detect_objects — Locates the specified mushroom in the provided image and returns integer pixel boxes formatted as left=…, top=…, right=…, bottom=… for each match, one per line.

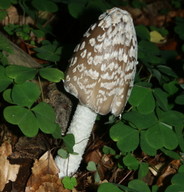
left=55, top=7, right=138, bottom=178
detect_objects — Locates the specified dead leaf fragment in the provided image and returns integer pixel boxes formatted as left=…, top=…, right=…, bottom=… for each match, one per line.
left=25, top=151, right=71, bottom=192
left=0, top=141, right=20, bottom=191
left=150, top=31, right=166, bottom=44
left=157, top=160, right=180, bottom=187
left=1, top=6, right=34, bottom=26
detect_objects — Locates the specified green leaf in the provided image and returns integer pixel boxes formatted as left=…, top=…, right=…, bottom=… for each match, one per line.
left=160, top=50, right=177, bottom=64
left=171, top=173, right=184, bottom=185
left=175, top=94, right=184, bottom=105
left=32, top=0, right=58, bottom=12
left=152, top=185, right=159, bottom=192
left=0, top=0, right=11, bottom=9
left=32, top=29, right=45, bottom=38
left=0, top=52, right=9, bottom=65
left=163, top=81, right=179, bottom=96
left=68, top=0, right=87, bottom=18
left=94, top=171, right=101, bottom=183
left=87, top=0, right=111, bottom=12
left=87, top=161, right=97, bottom=171
left=18, top=109, right=39, bottom=137
left=158, top=110, right=184, bottom=151
left=131, top=0, right=146, bottom=8
left=62, top=176, right=77, bottom=190
left=39, top=68, right=64, bottom=82
left=145, top=124, right=163, bottom=150
left=32, top=102, right=57, bottom=134
left=128, top=180, right=151, bottom=192
left=3, top=106, right=39, bottom=137
left=0, top=66, right=12, bottom=92
left=158, top=110, right=184, bottom=129
left=0, top=10, right=7, bottom=21
left=165, top=185, right=184, bottom=192
left=161, top=148, right=180, bottom=159
left=138, top=162, right=149, bottom=179
left=179, top=165, right=184, bottom=173
left=123, top=111, right=157, bottom=130
left=151, top=69, right=162, bottom=82
left=145, top=122, right=178, bottom=150
left=175, top=17, right=184, bottom=40
left=3, top=89, right=13, bottom=104
left=165, top=173, right=184, bottom=192
left=135, top=25, right=150, bottom=40
left=150, top=26, right=168, bottom=36
left=34, top=40, right=62, bottom=62
left=98, top=183, right=122, bottom=192
left=129, top=85, right=155, bottom=114
left=157, top=65, right=177, bottom=77
left=123, top=153, right=139, bottom=170
left=102, top=145, right=116, bottom=155
left=118, top=184, right=139, bottom=192
left=159, top=122, right=178, bottom=150
left=0, top=34, right=13, bottom=52
left=138, top=40, right=161, bottom=64
left=12, top=81, right=40, bottom=107
left=57, top=148, right=69, bottom=159
left=63, top=134, right=75, bottom=154
left=110, top=122, right=139, bottom=153
left=3, top=24, right=17, bottom=35
left=140, top=131, right=157, bottom=156
left=6, top=65, right=37, bottom=83
left=52, top=124, right=62, bottom=139
left=4, top=105, right=28, bottom=125
left=172, top=0, right=182, bottom=8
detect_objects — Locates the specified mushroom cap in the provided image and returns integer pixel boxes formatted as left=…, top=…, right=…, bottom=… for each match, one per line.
left=64, top=7, right=138, bottom=116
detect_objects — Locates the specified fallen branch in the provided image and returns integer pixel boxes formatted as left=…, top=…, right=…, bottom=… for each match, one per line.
left=0, top=31, right=41, bottom=68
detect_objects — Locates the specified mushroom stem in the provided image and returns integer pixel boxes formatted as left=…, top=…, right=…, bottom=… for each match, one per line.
left=55, top=103, right=97, bottom=178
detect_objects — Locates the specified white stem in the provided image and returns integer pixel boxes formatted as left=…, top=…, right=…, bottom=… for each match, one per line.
left=55, top=104, right=97, bottom=178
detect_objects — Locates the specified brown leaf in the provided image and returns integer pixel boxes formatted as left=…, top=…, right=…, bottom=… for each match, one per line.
left=0, top=141, right=20, bottom=191
left=1, top=6, right=34, bottom=26
left=25, top=151, right=71, bottom=192
left=157, top=160, right=180, bottom=187
left=85, top=149, right=102, bottom=164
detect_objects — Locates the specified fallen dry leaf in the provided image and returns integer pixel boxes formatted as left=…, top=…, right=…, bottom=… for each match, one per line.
left=25, top=151, right=71, bottom=192
left=1, top=5, right=34, bottom=26
left=157, top=160, right=181, bottom=187
left=0, top=141, right=20, bottom=191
